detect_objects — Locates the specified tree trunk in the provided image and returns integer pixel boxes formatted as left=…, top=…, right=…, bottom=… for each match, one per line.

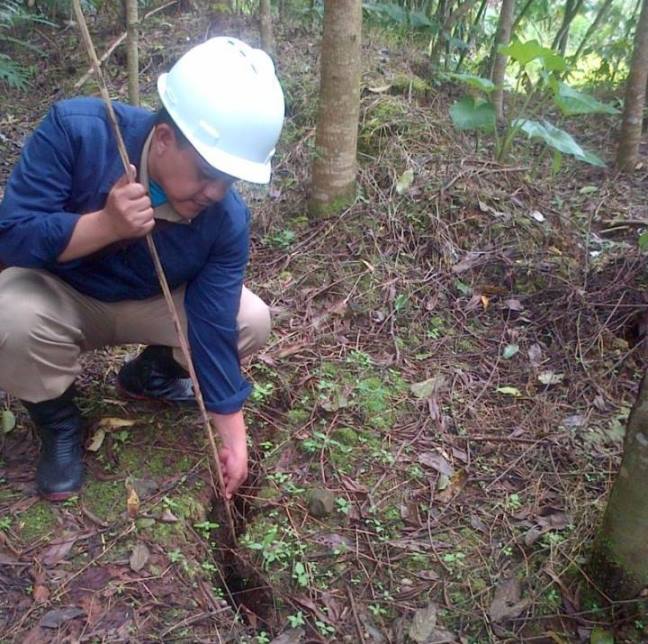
left=572, top=0, right=614, bottom=61
left=551, top=0, right=584, bottom=54
left=511, top=0, right=533, bottom=32
left=125, top=0, right=139, bottom=106
left=590, top=373, right=648, bottom=598
left=491, top=0, right=515, bottom=121
left=259, top=0, right=275, bottom=56
left=616, top=0, right=648, bottom=171
left=309, top=0, right=362, bottom=216
left=429, top=0, right=478, bottom=66
left=454, top=0, right=488, bottom=72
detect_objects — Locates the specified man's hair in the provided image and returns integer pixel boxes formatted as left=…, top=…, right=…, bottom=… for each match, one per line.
left=154, top=107, right=190, bottom=148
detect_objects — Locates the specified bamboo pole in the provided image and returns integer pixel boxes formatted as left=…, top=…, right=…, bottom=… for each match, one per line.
left=71, top=0, right=237, bottom=545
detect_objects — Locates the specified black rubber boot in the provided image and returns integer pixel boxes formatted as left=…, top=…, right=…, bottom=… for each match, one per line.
left=117, top=345, right=195, bottom=405
left=22, top=387, right=85, bottom=501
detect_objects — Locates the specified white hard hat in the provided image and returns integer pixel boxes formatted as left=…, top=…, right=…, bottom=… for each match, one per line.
left=157, top=37, right=285, bottom=184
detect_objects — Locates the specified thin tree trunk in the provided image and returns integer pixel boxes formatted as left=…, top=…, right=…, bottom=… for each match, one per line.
left=591, top=372, right=648, bottom=598
left=492, top=0, right=515, bottom=121
left=611, top=0, right=642, bottom=84
left=125, top=0, right=139, bottom=106
left=551, top=0, right=584, bottom=54
left=429, top=0, right=478, bottom=66
left=616, top=0, right=648, bottom=171
left=309, top=0, right=362, bottom=216
left=572, top=0, right=614, bottom=61
left=259, top=0, right=275, bottom=56
left=454, top=0, right=488, bottom=72
left=511, top=0, right=533, bottom=32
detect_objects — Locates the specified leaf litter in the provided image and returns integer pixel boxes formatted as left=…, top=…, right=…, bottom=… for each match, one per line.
left=1, top=7, right=647, bottom=644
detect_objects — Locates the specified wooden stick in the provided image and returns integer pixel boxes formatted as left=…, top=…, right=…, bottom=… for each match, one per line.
left=71, top=0, right=237, bottom=545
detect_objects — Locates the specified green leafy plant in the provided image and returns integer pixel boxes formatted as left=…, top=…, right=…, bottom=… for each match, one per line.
left=336, top=497, right=351, bottom=515
left=447, top=39, right=617, bottom=168
left=287, top=611, right=305, bottom=628
left=265, top=228, right=296, bottom=250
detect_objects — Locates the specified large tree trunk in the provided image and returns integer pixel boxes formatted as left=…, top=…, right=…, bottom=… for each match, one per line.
left=491, top=0, right=515, bottom=121
left=590, top=373, right=648, bottom=598
left=616, top=0, right=648, bottom=172
left=259, top=0, right=275, bottom=56
left=309, top=0, right=362, bottom=216
left=125, top=0, right=139, bottom=106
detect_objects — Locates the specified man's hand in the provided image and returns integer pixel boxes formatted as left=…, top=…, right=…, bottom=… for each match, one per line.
left=211, top=410, right=248, bottom=500
left=58, top=165, right=155, bottom=262
left=102, top=164, right=155, bottom=240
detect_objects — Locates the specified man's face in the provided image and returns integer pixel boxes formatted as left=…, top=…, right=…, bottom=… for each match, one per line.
left=148, top=124, right=237, bottom=220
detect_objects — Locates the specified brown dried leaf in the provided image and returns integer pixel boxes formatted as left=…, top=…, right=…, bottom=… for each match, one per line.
left=436, top=469, right=468, bottom=503
left=129, top=543, right=150, bottom=573
left=274, top=343, right=307, bottom=359
left=488, top=576, right=528, bottom=622
left=160, top=509, right=178, bottom=523
left=418, top=452, right=454, bottom=476
left=97, top=417, right=136, bottom=431
left=408, top=602, right=437, bottom=642
left=86, top=428, right=106, bottom=452
left=451, top=252, right=484, bottom=274
left=41, top=537, right=76, bottom=566
left=126, top=487, right=140, bottom=519
left=33, top=584, right=49, bottom=604
left=40, top=607, right=85, bottom=629
left=536, top=510, right=571, bottom=531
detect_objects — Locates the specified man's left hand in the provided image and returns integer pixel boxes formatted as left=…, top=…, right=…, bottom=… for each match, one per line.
left=219, top=440, right=248, bottom=499
left=211, top=410, right=249, bottom=500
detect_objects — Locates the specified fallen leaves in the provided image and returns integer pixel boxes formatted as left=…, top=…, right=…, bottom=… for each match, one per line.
left=87, top=417, right=136, bottom=452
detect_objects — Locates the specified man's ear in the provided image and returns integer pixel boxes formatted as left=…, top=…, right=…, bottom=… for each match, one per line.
left=152, top=123, right=176, bottom=155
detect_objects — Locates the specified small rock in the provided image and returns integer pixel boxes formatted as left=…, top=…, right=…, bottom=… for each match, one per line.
left=308, top=488, right=335, bottom=518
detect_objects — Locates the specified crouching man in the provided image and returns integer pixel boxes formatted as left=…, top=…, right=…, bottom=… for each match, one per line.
left=0, top=37, right=284, bottom=501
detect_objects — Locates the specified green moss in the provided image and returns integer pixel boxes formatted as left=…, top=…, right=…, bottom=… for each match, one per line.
left=118, top=447, right=166, bottom=476
left=147, top=521, right=185, bottom=545
left=83, top=480, right=124, bottom=523
left=332, top=427, right=359, bottom=446
left=256, top=485, right=282, bottom=504
left=391, top=73, right=429, bottom=96
left=308, top=188, right=356, bottom=219
left=17, top=501, right=58, bottom=543
left=287, top=407, right=310, bottom=427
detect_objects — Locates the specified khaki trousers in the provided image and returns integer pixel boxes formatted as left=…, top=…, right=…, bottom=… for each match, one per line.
left=0, top=267, right=270, bottom=403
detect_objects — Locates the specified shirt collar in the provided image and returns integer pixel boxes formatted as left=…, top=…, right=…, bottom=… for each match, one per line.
left=139, top=130, right=187, bottom=224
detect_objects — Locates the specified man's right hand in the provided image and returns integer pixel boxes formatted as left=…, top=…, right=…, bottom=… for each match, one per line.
left=101, top=165, right=155, bottom=240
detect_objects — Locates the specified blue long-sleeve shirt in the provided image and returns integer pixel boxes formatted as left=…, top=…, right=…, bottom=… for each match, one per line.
left=0, top=97, right=252, bottom=413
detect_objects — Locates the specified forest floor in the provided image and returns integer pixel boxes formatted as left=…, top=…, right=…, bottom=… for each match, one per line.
left=2, top=5, right=648, bottom=644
